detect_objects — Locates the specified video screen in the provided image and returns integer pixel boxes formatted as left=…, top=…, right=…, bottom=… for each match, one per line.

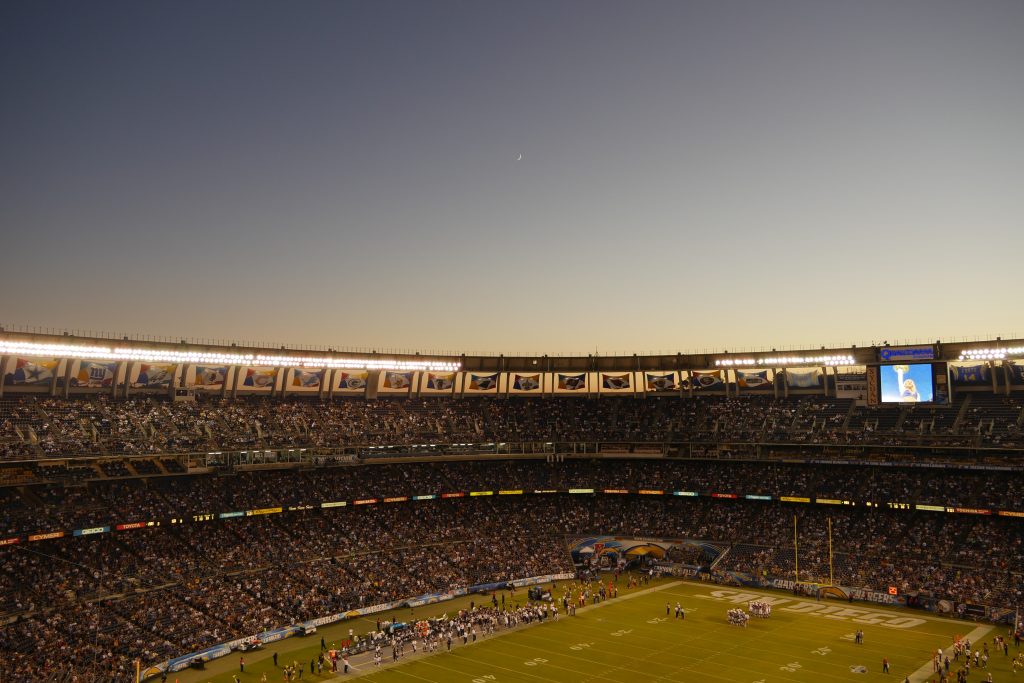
left=879, top=364, right=934, bottom=403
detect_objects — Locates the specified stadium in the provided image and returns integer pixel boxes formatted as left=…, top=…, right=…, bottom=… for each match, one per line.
left=0, top=331, right=1022, bottom=682
left=4, top=1, right=1022, bottom=681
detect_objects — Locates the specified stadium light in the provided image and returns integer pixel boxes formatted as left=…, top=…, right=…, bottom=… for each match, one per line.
left=0, top=339, right=461, bottom=372
left=958, top=347, right=1024, bottom=362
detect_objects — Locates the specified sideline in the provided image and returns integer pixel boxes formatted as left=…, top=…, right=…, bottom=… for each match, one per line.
left=349, top=580, right=683, bottom=678
left=908, top=624, right=992, bottom=683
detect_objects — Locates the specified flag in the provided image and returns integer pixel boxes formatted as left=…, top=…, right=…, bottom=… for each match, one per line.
left=786, top=369, right=820, bottom=388
left=73, top=361, right=117, bottom=388
left=426, top=373, right=454, bottom=390
left=337, top=372, right=367, bottom=390
left=291, top=369, right=324, bottom=388
left=601, top=373, right=631, bottom=390
left=384, top=372, right=412, bottom=389
left=134, top=363, right=176, bottom=388
left=193, top=366, right=227, bottom=387
left=468, top=373, right=498, bottom=391
left=737, top=370, right=771, bottom=388
left=557, top=373, right=586, bottom=391
left=7, top=358, right=58, bottom=385
left=513, top=374, right=541, bottom=391
left=952, top=364, right=989, bottom=385
left=243, top=368, right=277, bottom=389
left=645, top=373, right=676, bottom=392
left=688, top=370, right=723, bottom=390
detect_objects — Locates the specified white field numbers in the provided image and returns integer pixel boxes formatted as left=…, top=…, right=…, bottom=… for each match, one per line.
left=569, top=642, right=595, bottom=651
left=471, top=677, right=496, bottom=683
left=523, top=658, right=548, bottom=667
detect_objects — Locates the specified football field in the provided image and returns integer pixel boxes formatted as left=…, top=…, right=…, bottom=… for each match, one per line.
left=174, top=578, right=1019, bottom=683
left=357, top=581, right=999, bottom=683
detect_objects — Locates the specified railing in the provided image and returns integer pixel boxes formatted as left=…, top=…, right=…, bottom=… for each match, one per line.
left=4, top=439, right=1023, bottom=489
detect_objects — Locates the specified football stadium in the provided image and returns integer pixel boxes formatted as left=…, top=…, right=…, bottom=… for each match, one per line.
left=4, top=1, right=1023, bottom=682
left=0, top=333, right=1022, bottom=682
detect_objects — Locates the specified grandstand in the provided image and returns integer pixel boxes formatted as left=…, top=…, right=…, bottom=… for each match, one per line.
left=0, top=332, right=1023, bottom=682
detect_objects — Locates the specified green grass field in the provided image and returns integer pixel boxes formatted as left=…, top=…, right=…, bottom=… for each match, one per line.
left=173, top=578, right=1018, bottom=683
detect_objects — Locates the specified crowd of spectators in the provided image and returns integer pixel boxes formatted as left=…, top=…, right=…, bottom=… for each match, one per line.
left=4, top=458, right=1024, bottom=537
left=0, top=458, right=1021, bottom=682
left=1, top=393, right=1023, bottom=461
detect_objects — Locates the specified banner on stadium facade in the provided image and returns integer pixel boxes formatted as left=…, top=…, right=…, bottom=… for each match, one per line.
left=509, top=573, right=575, bottom=588
left=950, top=363, right=990, bottom=385
left=645, top=372, right=677, bottom=392
left=466, top=373, right=498, bottom=392
left=404, top=588, right=467, bottom=608
left=71, top=361, right=117, bottom=388
left=686, top=370, right=723, bottom=391
left=1009, top=362, right=1024, bottom=385
left=424, top=372, right=455, bottom=391
left=291, top=368, right=324, bottom=389
left=736, top=370, right=771, bottom=389
left=600, top=373, right=632, bottom=392
left=241, top=367, right=277, bottom=390
left=762, top=578, right=903, bottom=606
left=556, top=373, right=587, bottom=391
left=879, top=345, right=935, bottom=362
left=193, top=365, right=228, bottom=388
left=511, top=373, right=542, bottom=393
left=383, top=371, right=413, bottom=390
left=159, top=643, right=233, bottom=674
left=336, top=371, right=368, bottom=391
left=785, top=368, right=821, bottom=388
left=4, top=358, right=59, bottom=386
left=134, top=363, right=176, bottom=388
left=568, top=535, right=719, bottom=566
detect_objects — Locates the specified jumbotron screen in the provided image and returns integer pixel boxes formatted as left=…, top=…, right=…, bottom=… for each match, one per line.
left=879, top=363, right=934, bottom=403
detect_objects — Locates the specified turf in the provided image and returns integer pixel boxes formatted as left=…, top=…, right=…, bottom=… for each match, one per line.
left=171, top=578, right=1018, bottom=683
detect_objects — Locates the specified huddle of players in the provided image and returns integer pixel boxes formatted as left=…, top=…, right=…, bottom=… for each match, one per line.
left=726, top=608, right=750, bottom=627
left=749, top=600, right=771, bottom=618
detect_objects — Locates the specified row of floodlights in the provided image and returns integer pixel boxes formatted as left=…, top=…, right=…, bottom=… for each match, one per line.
left=958, top=347, right=1024, bottom=362
left=714, top=355, right=856, bottom=367
left=0, top=340, right=461, bottom=373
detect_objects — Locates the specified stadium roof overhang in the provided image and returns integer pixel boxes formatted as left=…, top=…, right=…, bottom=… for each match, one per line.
left=0, top=329, right=1021, bottom=373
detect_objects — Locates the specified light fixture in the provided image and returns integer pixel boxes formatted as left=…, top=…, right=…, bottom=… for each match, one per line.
left=0, top=339, right=461, bottom=372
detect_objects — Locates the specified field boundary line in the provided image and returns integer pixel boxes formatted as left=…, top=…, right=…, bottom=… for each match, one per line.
left=356, top=580, right=680, bottom=678
left=908, top=624, right=992, bottom=683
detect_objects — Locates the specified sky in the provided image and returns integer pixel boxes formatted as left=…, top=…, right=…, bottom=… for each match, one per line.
left=1, top=1, right=1022, bottom=356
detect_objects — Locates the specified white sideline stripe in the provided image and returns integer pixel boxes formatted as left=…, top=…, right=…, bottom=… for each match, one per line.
left=908, top=624, right=992, bottom=683
left=350, top=580, right=682, bottom=678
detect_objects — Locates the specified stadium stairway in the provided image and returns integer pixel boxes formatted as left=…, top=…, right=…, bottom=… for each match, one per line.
left=708, top=545, right=731, bottom=571
left=952, top=393, right=973, bottom=432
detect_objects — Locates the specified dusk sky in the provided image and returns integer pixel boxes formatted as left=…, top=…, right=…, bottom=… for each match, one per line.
left=1, top=1, right=1022, bottom=355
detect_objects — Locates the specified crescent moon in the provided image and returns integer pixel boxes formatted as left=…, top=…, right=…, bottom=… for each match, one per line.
left=516, top=154, right=522, bottom=161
